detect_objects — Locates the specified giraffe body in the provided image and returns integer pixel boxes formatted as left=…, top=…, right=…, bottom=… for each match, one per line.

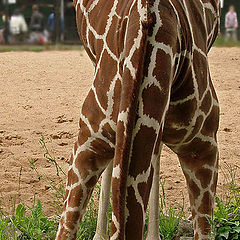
left=56, top=0, right=220, bottom=239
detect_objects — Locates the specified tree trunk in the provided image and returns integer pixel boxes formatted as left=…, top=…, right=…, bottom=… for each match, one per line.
left=4, top=0, right=9, bottom=44
left=54, top=0, right=61, bottom=44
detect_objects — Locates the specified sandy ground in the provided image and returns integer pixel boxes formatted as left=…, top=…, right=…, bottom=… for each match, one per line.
left=0, top=47, right=239, bottom=217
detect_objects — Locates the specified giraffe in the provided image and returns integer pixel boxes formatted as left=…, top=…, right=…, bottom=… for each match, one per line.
left=56, top=0, right=220, bottom=240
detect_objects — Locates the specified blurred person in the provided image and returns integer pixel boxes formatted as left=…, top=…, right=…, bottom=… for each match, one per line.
left=0, top=29, right=4, bottom=43
left=47, top=12, right=54, bottom=37
left=48, top=12, right=64, bottom=42
left=30, top=4, right=44, bottom=32
left=0, top=14, right=8, bottom=43
left=29, top=4, right=47, bottom=44
left=9, top=9, right=28, bottom=43
left=225, top=5, right=238, bottom=42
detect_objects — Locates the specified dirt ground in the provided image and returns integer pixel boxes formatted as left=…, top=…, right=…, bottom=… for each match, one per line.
left=0, top=47, right=239, bottom=217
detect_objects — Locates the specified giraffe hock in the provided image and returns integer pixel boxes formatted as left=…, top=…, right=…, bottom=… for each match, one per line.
left=178, top=144, right=219, bottom=240
left=56, top=128, right=114, bottom=239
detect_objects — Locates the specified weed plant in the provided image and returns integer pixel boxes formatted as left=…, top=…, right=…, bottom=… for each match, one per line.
left=29, top=136, right=66, bottom=213
left=0, top=199, right=57, bottom=240
left=208, top=164, right=240, bottom=240
left=158, top=181, right=184, bottom=240
left=10, top=199, right=56, bottom=239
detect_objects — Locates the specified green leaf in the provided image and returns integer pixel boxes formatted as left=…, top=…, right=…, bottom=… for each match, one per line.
left=16, top=204, right=25, bottom=218
left=218, top=226, right=230, bottom=239
left=232, top=226, right=240, bottom=233
left=231, top=232, right=239, bottom=240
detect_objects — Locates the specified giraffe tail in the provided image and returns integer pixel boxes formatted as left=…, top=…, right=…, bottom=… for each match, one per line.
left=111, top=1, right=151, bottom=239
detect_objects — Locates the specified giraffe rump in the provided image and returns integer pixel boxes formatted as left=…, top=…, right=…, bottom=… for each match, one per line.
left=56, top=0, right=221, bottom=239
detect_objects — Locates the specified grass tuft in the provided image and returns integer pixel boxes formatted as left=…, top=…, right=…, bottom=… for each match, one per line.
left=158, top=181, right=185, bottom=240
left=0, top=199, right=57, bottom=240
left=208, top=164, right=240, bottom=240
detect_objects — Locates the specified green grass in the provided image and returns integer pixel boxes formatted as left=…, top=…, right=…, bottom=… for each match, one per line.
left=0, top=44, right=83, bottom=52
left=207, top=164, right=240, bottom=240
left=211, top=197, right=240, bottom=240
left=158, top=181, right=185, bottom=240
left=0, top=138, right=239, bottom=239
left=214, top=36, right=240, bottom=47
left=0, top=198, right=57, bottom=240
left=0, top=176, right=239, bottom=240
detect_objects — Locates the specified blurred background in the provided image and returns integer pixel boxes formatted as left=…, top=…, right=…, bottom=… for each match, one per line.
left=0, top=0, right=79, bottom=45
left=0, top=0, right=239, bottom=46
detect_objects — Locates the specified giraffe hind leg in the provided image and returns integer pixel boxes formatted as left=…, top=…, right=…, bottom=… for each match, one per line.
left=93, top=161, right=113, bottom=240
left=56, top=117, right=115, bottom=240
left=145, top=143, right=163, bottom=240
left=178, top=141, right=219, bottom=240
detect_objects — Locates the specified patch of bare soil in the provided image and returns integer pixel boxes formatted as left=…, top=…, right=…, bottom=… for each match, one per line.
left=0, top=47, right=239, bottom=216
